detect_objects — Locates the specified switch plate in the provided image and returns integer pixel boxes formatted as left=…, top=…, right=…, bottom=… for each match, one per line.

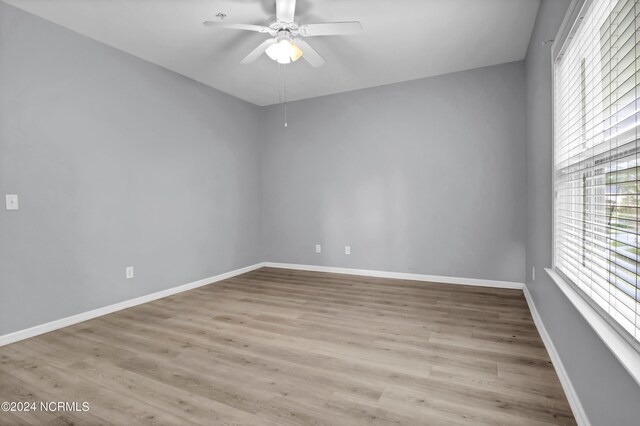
left=5, top=194, right=18, bottom=210
left=315, top=244, right=322, bottom=253
left=126, top=266, right=134, bottom=279
left=345, top=246, right=351, bottom=255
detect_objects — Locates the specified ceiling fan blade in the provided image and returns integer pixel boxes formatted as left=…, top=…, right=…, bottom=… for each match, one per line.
left=299, top=21, right=363, bottom=37
left=241, top=38, right=277, bottom=64
left=203, top=21, right=272, bottom=33
left=294, top=39, right=325, bottom=67
left=276, top=0, right=296, bottom=23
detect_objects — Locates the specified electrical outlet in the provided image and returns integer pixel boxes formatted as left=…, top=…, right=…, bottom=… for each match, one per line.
left=345, top=246, right=351, bottom=255
left=315, top=244, right=322, bottom=253
left=126, top=266, right=134, bottom=279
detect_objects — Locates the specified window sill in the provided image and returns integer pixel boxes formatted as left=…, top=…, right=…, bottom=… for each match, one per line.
left=545, top=268, right=640, bottom=386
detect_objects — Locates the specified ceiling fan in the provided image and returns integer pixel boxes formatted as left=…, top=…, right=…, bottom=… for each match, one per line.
left=203, top=0, right=362, bottom=67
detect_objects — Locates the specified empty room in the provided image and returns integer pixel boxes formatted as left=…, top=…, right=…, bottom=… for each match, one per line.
left=1, top=0, right=640, bottom=424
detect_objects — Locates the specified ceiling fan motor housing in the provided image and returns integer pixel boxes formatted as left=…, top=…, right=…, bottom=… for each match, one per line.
left=276, top=28, right=294, bottom=41
left=271, top=21, right=299, bottom=36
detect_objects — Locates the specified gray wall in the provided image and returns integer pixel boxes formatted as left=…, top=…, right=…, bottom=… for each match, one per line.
left=525, top=1, right=640, bottom=424
left=261, top=62, right=527, bottom=283
left=0, top=2, right=262, bottom=335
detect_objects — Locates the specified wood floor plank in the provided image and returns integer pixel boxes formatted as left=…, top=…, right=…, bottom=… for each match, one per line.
left=0, top=267, right=575, bottom=425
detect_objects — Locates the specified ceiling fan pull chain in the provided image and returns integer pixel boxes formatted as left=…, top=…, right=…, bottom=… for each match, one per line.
left=277, top=63, right=282, bottom=105
left=284, top=64, right=288, bottom=128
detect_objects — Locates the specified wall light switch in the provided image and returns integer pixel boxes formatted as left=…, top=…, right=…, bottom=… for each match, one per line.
left=5, top=194, right=18, bottom=210
left=315, top=244, right=322, bottom=253
left=345, top=246, right=351, bottom=255
left=126, top=266, right=134, bottom=279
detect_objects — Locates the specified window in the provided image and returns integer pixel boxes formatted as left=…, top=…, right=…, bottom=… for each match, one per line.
left=554, top=0, right=640, bottom=349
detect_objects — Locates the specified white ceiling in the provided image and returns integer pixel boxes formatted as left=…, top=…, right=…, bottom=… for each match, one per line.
left=4, top=0, right=540, bottom=106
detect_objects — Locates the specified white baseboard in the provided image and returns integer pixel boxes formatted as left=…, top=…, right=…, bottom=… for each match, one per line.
left=263, top=262, right=525, bottom=289
left=523, top=286, right=590, bottom=426
left=1, top=262, right=521, bottom=347
left=0, top=262, right=266, bottom=347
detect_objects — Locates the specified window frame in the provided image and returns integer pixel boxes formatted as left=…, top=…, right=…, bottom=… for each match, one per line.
left=550, top=0, right=640, bottom=386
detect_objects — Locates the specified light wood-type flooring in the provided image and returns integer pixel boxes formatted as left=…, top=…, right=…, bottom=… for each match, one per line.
left=0, top=267, right=575, bottom=425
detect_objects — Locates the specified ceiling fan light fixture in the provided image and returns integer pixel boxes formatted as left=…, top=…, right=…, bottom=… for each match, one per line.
left=265, top=39, right=303, bottom=64
left=290, top=43, right=303, bottom=61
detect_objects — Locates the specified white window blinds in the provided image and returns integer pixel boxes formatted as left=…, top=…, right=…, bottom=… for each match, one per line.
left=554, top=0, right=640, bottom=347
